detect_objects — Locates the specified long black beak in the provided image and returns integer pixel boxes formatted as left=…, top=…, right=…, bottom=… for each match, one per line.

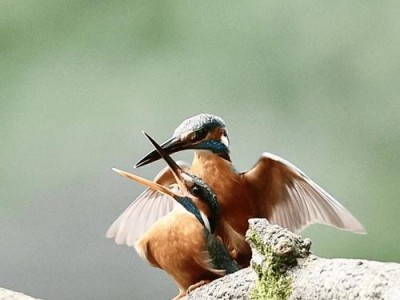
left=134, top=133, right=196, bottom=168
left=111, top=134, right=189, bottom=202
left=144, top=132, right=220, bottom=233
left=142, top=132, right=189, bottom=191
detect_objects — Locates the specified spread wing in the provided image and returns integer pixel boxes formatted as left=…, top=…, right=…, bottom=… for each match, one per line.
left=244, top=152, right=365, bottom=234
left=106, top=161, right=190, bottom=246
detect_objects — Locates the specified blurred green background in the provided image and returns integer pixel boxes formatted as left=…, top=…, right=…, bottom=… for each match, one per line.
left=1, top=1, right=399, bottom=299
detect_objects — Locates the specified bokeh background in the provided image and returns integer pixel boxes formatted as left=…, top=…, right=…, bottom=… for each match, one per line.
left=1, top=1, right=399, bottom=299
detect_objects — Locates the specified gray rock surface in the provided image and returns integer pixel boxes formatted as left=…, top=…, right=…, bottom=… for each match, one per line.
left=183, top=219, right=400, bottom=300
left=2, top=219, right=399, bottom=300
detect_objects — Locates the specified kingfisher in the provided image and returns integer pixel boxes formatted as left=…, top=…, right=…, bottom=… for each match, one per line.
left=134, top=113, right=366, bottom=266
left=107, top=133, right=239, bottom=299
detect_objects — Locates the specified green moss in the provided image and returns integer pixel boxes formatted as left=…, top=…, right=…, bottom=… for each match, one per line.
left=248, top=231, right=293, bottom=300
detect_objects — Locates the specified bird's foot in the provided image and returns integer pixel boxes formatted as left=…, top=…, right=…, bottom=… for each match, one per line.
left=186, top=280, right=210, bottom=294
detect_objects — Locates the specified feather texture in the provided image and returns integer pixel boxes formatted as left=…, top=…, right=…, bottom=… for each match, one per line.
left=246, top=152, right=365, bottom=233
left=106, top=161, right=190, bottom=246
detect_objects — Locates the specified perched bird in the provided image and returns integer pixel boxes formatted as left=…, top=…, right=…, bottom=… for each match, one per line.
left=134, top=113, right=366, bottom=266
left=107, top=133, right=239, bottom=299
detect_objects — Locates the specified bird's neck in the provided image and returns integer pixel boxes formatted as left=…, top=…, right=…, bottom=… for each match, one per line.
left=194, top=149, right=231, bottom=164
left=177, top=197, right=207, bottom=228
left=198, top=140, right=231, bottom=162
left=192, top=150, right=234, bottom=177
left=219, top=151, right=231, bottom=162
left=178, top=196, right=218, bottom=234
left=191, top=151, right=229, bottom=232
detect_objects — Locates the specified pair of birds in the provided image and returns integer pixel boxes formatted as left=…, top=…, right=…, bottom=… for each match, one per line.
left=107, top=113, right=365, bottom=299
left=110, top=133, right=240, bottom=299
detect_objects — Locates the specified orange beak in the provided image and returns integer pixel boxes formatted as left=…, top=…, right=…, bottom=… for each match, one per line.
left=112, top=168, right=180, bottom=199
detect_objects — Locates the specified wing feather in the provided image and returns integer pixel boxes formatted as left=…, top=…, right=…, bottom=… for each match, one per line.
left=106, top=161, right=190, bottom=246
left=245, top=152, right=365, bottom=233
left=106, top=187, right=183, bottom=246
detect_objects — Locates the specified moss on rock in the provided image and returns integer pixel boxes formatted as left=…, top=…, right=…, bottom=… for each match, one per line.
left=246, top=219, right=311, bottom=300
left=248, top=231, right=293, bottom=300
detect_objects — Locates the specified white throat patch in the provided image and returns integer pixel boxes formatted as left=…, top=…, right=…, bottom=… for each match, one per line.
left=200, top=211, right=211, bottom=232
left=221, top=135, right=229, bottom=148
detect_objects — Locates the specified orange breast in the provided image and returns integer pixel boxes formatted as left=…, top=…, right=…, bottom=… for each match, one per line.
left=190, top=152, right=255, bottom=235
left=190, top=152, right=255, bottom=267
left=136, top=210, right=220, bottom=291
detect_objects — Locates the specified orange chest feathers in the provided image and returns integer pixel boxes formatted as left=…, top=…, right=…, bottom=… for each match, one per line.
left=190, top=153, right=255, bottom=233
left=135, top=210, right=218, bottom=290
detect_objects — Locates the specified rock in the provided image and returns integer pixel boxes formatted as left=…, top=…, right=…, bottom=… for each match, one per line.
left=183, top=218, right=400, bottom=300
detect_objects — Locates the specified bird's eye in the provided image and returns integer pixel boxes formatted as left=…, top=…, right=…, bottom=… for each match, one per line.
left=190, top=185, right=201, bottom=197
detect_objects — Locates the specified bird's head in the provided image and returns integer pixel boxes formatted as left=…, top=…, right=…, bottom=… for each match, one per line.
left=113, top=132, right=220, bottom=232
left=134, top=113, right=230, bottom=168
